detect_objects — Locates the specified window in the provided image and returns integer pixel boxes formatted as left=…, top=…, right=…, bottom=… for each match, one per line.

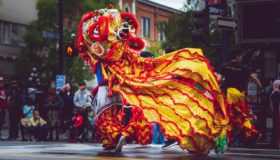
left=0, top=21, right=26, bottom=46
left=141, top=17, right=150, bottom=38
left=157, top=22, right=166, bottom=42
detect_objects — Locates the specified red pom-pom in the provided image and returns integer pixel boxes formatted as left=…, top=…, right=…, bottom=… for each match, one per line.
left=121, top=13, right=139, bottom=32
left=127, top=37, right=145, bottom=51
left=76, top=12, right=95, bottom=51
left=88, top=16, right=109, bottom=42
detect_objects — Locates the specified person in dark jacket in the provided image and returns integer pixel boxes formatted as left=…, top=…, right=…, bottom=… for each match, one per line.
left=0, top=76, right=7, bottom=140
left=7, top=81, right=22, bottom=140
left=219, top=49, right=261, bottom=146
left=44, top=88, right=62, bottom=141
left=271, top=80, right=280, bottom=149
left=59, top=83, right=74, bottom=131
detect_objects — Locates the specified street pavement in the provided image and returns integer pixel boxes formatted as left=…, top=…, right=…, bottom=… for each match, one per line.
left=0, top=141, right=280, bottom=160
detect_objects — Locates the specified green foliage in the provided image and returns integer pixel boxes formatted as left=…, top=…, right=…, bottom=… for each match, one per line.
left=146, top=41, right=164, bottom=58
left=15, top=0, right=119, bottom=85
left=161, top=1, right=237, bottom=68
left=66, top=57, right=93, bottom=83
left=183, top=0, right=199, bottom=11
left=36, top=0, right=58, bottom=28
left=162, top=11, right=194, bottom=50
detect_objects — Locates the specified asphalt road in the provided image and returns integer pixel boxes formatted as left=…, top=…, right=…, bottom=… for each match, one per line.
left=0, top=141, right=279, bottom=160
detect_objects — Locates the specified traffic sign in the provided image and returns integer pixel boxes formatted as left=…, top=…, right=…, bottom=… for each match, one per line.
left=42, top=31, right=59, bottom=39
left=217, top=17, right=237, bottom=31
left=209, top=6, right=223, bottom=17
left=56, top=75, right=66, bottom=90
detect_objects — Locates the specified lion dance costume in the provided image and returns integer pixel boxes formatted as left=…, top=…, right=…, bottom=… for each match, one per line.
left=76, top=7, right=228, bottom=155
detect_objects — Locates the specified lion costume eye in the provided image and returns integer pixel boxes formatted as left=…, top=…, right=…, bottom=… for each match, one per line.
left=94, top=27, right=99, bottom=35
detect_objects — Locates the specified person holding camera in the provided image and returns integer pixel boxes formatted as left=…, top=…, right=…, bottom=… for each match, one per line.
left=219, top=49, right=261, bottom=146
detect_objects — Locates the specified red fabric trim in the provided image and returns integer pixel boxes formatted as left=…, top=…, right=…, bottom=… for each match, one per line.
left=123, top=84, right=219, bottom=137
left=110, top=49, right=227, bottom=119
left=109, top=58, right=226, bottom=121
left=112, top=89, right=216, bottom=153
left=76, top=11, right=94, bottom=55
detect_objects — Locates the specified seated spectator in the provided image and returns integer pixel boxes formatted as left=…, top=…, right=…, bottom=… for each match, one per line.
left=68, top=108, right=83, bottom=142
left=20, top=98, right=35, bottom=141
left=20, top=110, right=48, bottom=142
left=23, top=98, right=35, bottom=118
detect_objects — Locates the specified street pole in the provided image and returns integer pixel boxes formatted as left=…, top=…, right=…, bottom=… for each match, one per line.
left=58, top=0, right=64, bottom=74
left=221, top=30, right=229, bottom=63
left=221, top=0, right=229, bottom=64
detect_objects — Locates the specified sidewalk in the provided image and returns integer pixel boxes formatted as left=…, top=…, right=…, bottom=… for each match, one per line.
left=228, top=147, right=280, bottom=156
left=0, top=129, right=68, bottom=142
left=0, top=129, right=8, bottom=139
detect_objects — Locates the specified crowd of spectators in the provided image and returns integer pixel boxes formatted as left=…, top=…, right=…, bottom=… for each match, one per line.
left=0, top=76, right=95, bottom=143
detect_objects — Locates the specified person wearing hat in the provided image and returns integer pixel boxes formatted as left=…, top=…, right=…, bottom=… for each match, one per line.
left=73, top=81, right=92, bottom=110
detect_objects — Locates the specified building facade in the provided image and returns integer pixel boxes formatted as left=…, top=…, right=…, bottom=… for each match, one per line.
left=119, top=0, right=179, bottom=42
left=0, top=0, right=37, bottom=79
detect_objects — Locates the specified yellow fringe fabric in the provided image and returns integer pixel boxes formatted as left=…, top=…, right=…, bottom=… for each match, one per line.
left=90, top=48, right=228, bottom=154
left=226, top=88, right=259, bottom=143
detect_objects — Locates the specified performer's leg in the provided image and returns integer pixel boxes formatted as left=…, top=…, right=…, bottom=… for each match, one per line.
left=151, top=123, right=159, bottom=144
left=96, top=106, right=122, bottom=150
left=227, top=88, right=259, bottom=145
left=121, top=107, right=152, bottom=145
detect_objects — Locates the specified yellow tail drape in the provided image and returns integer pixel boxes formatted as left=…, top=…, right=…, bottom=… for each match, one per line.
left=91, top=48, right=228, bottom=154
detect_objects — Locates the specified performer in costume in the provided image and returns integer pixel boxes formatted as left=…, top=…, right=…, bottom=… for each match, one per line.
left=220, top=49, right=261, bottom=146
left=76, top=6, right=228, bottom=155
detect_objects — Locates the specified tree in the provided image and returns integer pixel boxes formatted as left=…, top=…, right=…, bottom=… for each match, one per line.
left=162, top=11, right=194, bottom=50
left=162, top=0, right=237, bottom=68
left=15, top=0, right=119, bottom=85
left=147, top=41, right=164, bottom=58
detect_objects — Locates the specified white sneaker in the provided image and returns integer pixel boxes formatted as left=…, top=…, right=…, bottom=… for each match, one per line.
left=115, top=135, right=126, bottom=152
